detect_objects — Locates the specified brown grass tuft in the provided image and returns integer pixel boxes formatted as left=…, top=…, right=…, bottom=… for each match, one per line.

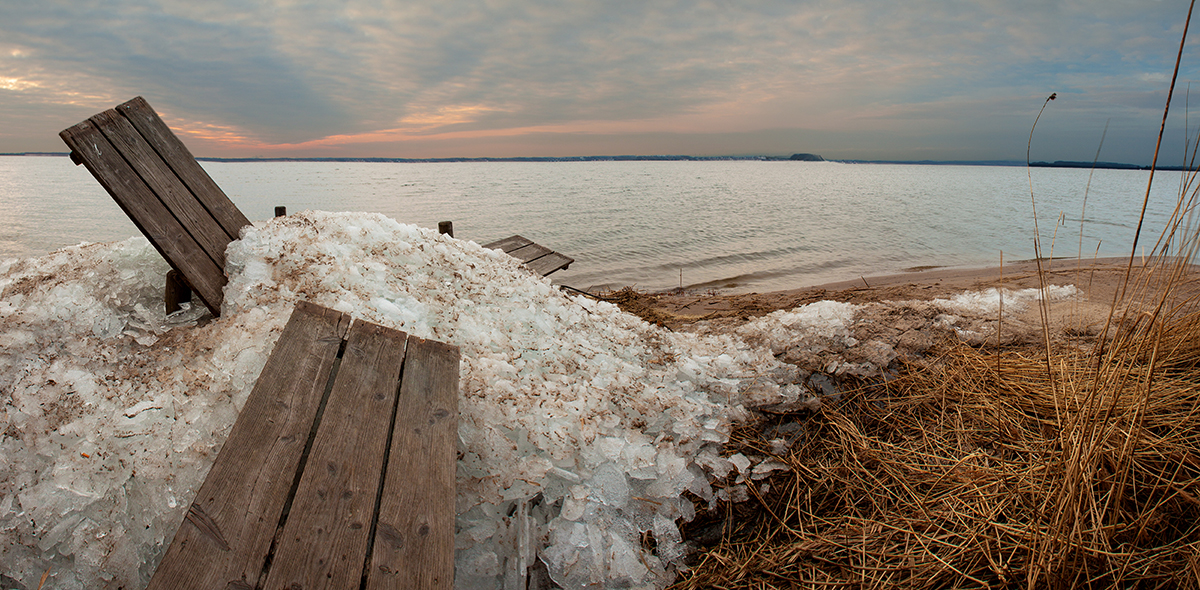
left=675, top=305, right=1200, bottom=588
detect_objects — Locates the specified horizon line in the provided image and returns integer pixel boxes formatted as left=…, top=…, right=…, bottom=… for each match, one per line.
left=0, top=152, right=1165, bottom=170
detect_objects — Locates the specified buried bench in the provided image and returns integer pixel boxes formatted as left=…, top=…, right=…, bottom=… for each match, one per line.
left=147, top=301, right=459, bottom=589
left=60, top=96, right=251, bottom=317
left=483, top=235, right=574, bottom=277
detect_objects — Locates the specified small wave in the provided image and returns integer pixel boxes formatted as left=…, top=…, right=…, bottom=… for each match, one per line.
left=645, top=244, right=819, bottom=274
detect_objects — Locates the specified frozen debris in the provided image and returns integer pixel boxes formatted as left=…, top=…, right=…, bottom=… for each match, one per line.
left=734, top=300, right=862, bottom=355
left=122, top=399, right=163, bottom=418
left=0, top=211, right=796, bottom=590
left=933, top=285, right=1078, bottom=315
left=750, top=459, right=789, bottom=480
left=0, top=211, right=1087, bottom=589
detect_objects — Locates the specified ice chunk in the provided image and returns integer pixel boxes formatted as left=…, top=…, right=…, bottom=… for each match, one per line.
left=589, top=463, right=631, bottom=509
left=751, top=459, right=789, bottom=480
left=729, top=453, right=751, bottom=477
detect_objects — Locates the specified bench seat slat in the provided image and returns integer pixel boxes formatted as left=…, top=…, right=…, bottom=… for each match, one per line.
left=59, top=119, right=227, bottom=314
left=90, top=109, right=232, bottom=270
left=262, top=320, right=410, bottom=588
left=506, top=242, right=554, bottom=264
left=146, top=301, right=350, bottom=589
left=368, top=338, right=459, bottom=589
left=526, top=252, right=574, bottom=276
left=147, top=302, right=459, bottom=588
left=481, top=235, right=533, bottom=254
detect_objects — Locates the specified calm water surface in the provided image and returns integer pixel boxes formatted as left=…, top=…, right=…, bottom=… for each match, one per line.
left=0, top=156, right=1185, bottom=293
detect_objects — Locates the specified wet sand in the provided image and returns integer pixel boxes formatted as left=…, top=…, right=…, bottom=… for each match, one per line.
left=626, top=257, right=1200, bottom=333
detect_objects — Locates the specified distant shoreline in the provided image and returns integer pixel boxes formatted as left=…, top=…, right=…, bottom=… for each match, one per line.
left=1, top=152, right=1182, bottom=170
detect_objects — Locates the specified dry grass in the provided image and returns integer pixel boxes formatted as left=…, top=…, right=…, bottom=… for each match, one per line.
left=670, top=190, right=1200, bottom=586
left=674, top=287, right=1200, bottom=588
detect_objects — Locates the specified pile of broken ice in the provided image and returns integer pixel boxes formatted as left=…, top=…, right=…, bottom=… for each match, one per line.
left=0, top=211, right=831, bottom=590
left=0, top=211, right=1086, bottom=589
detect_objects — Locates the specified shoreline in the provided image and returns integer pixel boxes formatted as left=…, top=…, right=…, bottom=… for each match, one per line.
left=632, top=256, right=1200, bottom=329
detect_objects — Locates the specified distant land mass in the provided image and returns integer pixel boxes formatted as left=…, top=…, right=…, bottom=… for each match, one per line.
left=1, top=151, right=1187, bottom=170
left=1028, top=160, right=1144, bottom=170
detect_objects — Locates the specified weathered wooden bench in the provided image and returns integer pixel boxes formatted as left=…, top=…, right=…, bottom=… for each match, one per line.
left=60, top=96, right=251, bottom=317
left=483, top=235, right=574, bottom=276
left=147, top=301, right=459, bottom=589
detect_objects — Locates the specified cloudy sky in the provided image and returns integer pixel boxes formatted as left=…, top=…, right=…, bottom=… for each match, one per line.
left=1, top=0, right=1197, bottom=163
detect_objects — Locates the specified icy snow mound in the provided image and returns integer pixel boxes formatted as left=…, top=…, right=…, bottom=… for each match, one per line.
left=1, top=211, right=794, bottom=590
left=734, top=300, right=862, bottom=355
left=1, top=239, right=267, bottom=588
left=933, top=285, right=1078, bottom=315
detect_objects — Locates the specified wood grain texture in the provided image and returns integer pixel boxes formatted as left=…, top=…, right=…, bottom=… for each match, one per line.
left=90, top=109, right=231, bottom=270
left=147, top=301, right=350, bottom=590
left=58, top=119, right=227, bottom=315
left=366, top=337, right=460, bottom=590
left=262, top=320, right=409, bottom=590
left=116, top=96, right=251, bottom=241
left=483, top=235, right=573, bottom=276
left=505, top=242, right=554, bottom=264
left=526, top=252, right=574, bottom=276
left=481, top=235, right=532, bottom=253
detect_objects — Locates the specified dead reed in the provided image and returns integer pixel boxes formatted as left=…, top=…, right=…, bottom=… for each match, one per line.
left=675, top=285, right=1200, bottom=588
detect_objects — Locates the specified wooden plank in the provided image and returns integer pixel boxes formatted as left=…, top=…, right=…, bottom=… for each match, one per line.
left=147, top=301, right=350, bottom=590
left=116, top=96, right=251, bottom=242
left=262, top=320, right=409, bottom=589
left=366, top=337, right=459, bottom=590
left=59, top=120, right=227, bottom=315
left=525, top=252, right=574, bottom=277
left=482, top=235, right=532, bottom=254
left=90, top=109, right=231, bottom=270
left=506, top=242, right=554, bottom=264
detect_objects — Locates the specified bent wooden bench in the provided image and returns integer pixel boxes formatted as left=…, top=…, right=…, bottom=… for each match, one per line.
left=147, top=301, right=459, bottom=589
left=62, top=97, right=576, bottom=313
left=60, top=96, right=251, bottom=317
left=483, top=235, right=574, bottom=276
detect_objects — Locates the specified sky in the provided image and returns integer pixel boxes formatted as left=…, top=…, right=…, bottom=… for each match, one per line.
left=1, top=0, right=1198, bottom=164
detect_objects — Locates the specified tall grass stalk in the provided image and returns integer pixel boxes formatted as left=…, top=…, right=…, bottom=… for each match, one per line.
left=1027, top=92, right=1060, bottom=400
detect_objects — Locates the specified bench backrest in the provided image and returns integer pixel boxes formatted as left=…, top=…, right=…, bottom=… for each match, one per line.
left=60, top=97, right=251, bottom=316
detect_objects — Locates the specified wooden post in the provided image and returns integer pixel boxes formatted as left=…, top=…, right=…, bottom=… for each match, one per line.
left=275, top=206, right=287, bottom=217
left=164, top=269, right=192, bottom=315
left=438, top=221, right=453, bottom=237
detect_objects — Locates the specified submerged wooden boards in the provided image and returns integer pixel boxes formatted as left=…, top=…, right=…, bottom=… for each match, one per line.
left=60, top=96, right=251, bottom=316
left=483, top=234, right=574, bottom=277
left=147, top=301, right=460, bottom=589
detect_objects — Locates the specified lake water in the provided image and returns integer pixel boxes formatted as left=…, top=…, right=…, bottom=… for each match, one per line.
left=0, top=156, right=1185, bottom=293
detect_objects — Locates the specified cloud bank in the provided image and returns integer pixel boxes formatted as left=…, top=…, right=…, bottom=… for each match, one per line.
left=1, top=0, right=1197, bottom=162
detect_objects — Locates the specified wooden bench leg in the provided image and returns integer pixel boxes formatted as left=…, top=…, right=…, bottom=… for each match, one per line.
left=164, top=269, right=192, bottom=314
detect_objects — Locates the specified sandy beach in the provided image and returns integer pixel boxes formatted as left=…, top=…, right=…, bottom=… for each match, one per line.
left=624, top=257, right=1200, bottom=332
